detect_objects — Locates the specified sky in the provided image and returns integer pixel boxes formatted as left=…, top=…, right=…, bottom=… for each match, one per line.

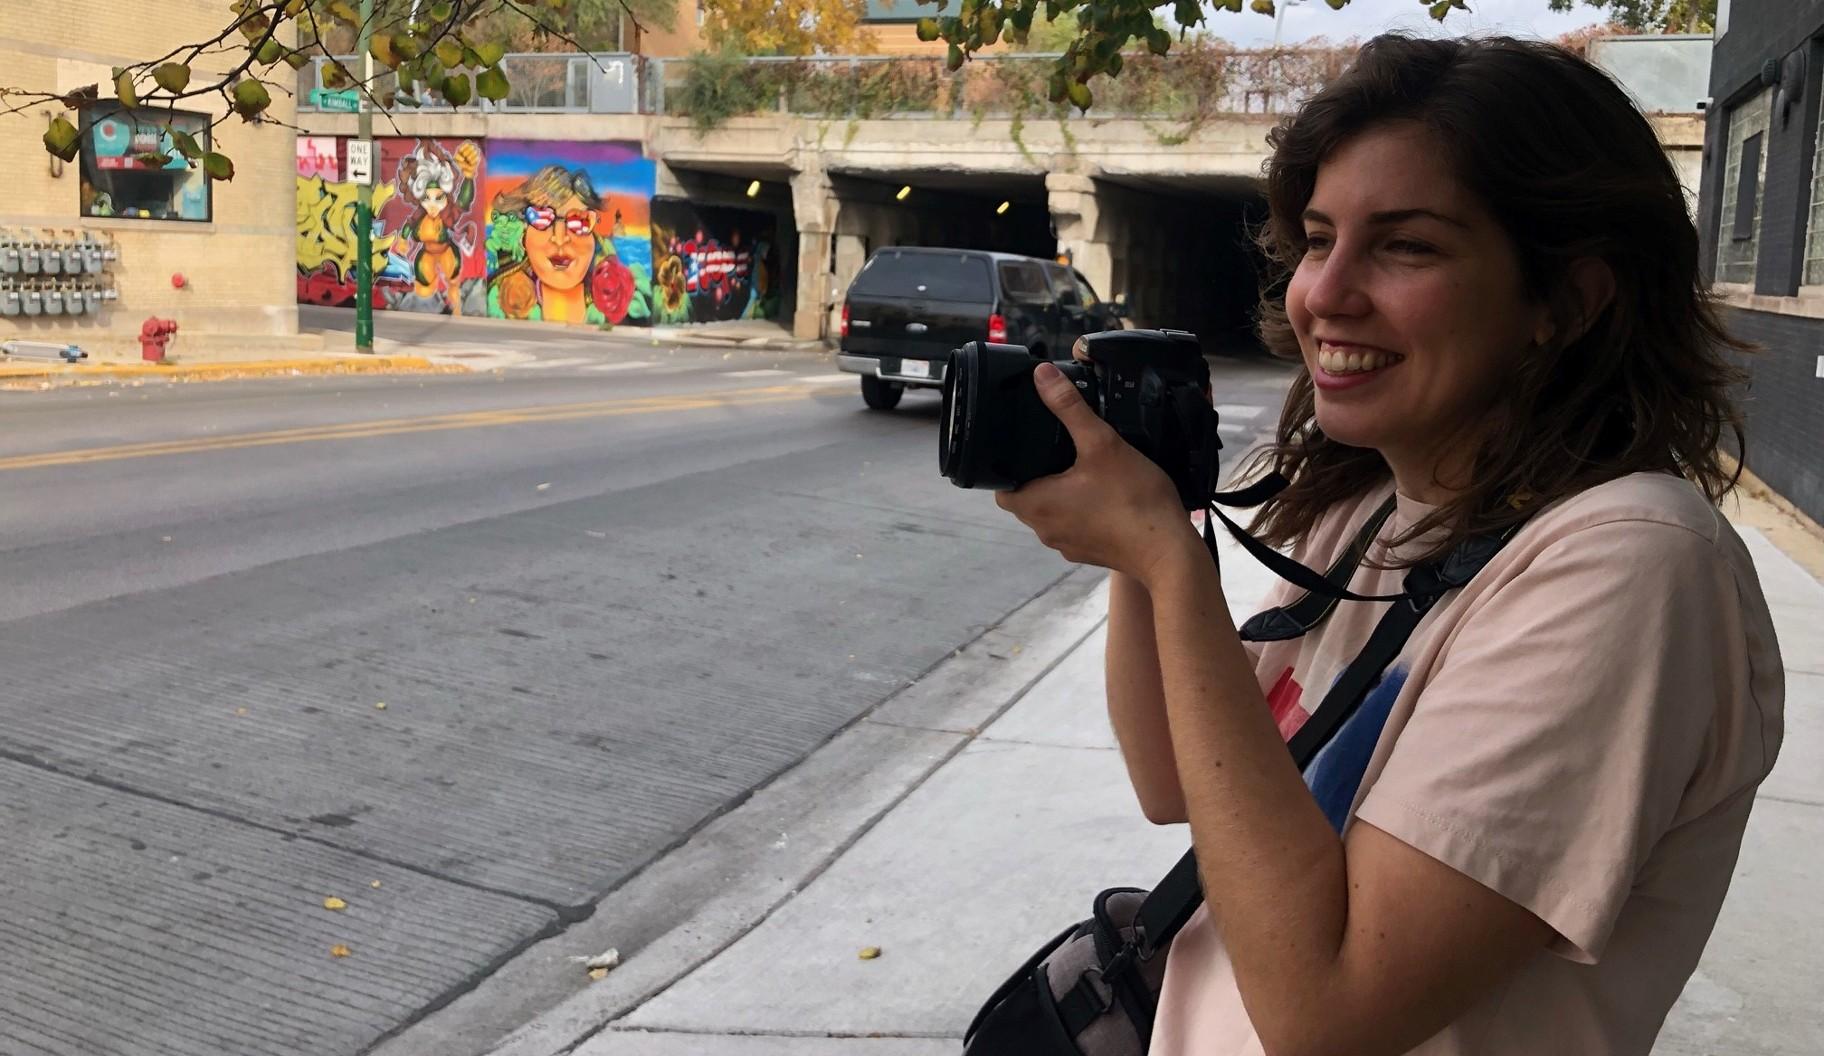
left=1202, top=0, right=1606, bottom=48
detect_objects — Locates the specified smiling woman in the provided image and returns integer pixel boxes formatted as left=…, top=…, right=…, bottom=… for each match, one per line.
left=989, top=32, right=1786, bottom=1056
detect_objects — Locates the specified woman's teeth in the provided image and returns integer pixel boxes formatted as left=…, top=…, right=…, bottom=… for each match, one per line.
left=1318, top=345, right=1401, bottom=374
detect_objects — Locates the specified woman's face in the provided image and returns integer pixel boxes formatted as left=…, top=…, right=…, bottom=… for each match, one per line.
left=522, top=192, right=596, bottom=291
left=1286, top=122, right=1549, bottom=482
left=422, top=185, right=448, bottom=217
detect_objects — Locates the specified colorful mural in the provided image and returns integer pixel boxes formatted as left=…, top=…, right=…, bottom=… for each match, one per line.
left=295, top=137, right=487, bottom=314
left=649, top=200, right=782, bottom=324
left=481, top=140, right=656, bottom=326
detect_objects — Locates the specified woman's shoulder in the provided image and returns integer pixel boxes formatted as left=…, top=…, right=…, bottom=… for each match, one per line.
left=1527, top=471, right=1726, bottom=547
left=1493, top=472, right=1762, bottom=606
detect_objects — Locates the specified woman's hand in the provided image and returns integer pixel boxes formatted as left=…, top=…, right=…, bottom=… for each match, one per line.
left=995, top=361, right=1202, bottom=588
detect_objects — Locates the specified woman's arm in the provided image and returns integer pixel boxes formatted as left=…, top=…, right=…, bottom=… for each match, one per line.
left=1105, top=571, right=1187, bottom=824
left=1144, top=539, right=1552, bottom=1056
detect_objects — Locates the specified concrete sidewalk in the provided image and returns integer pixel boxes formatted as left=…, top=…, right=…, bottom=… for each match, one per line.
left=480, top=497, right=1822, bottom=1056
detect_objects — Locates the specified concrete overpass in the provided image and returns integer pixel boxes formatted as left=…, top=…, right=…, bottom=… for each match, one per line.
left=304, top=102, right=1702, bottom=352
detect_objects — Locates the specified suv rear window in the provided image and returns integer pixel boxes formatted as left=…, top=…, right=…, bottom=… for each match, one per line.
left=849, top=251, right=993, bottom=303
left=997, top=260, right=1052, bottom=305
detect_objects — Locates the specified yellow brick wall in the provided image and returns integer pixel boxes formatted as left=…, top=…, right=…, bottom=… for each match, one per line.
left=0, top=0, right=307, bottom=356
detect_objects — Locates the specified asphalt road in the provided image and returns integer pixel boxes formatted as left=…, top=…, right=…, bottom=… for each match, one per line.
left=0, top=338, right=1294, bottom=1056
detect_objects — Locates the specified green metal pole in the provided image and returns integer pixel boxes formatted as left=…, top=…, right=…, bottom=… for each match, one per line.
left=354, top=0, right=374, bottom=353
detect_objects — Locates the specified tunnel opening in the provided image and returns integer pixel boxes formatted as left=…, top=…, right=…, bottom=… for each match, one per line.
left=829, top=171, right=1056, bottom=260
left=1096, top=174, right=1271, bottom=359
left=651, top=162, right=801, bottom=329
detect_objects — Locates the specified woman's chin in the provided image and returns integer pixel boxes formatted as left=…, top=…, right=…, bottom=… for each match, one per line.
left=1311, top=408, right=1387, bottom=451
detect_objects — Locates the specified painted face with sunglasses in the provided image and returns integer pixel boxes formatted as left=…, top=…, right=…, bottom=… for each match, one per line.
left=521, top=193, right=598, bottom=297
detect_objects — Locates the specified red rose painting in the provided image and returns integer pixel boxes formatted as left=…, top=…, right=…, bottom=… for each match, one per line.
left=590, top=256, right=635, bottom=323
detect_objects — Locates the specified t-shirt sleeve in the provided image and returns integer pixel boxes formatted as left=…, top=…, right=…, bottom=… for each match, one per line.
left=1352, top=518, right=1738, bottom=963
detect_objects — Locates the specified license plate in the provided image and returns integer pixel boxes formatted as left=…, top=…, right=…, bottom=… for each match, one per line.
left=899, top=358, right=931, bottom=379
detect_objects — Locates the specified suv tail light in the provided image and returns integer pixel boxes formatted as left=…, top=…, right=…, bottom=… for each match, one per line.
left=840, top=303, right=851, bottom=339
left=987, top=313, right=1008, bottom=343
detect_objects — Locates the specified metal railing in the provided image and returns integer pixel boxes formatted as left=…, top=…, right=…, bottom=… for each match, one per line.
left=297, top=46, right=1350, bottom=120
left=643, top=48, right=1352, bottom=121
left=299, top=52, right=643, bottom=114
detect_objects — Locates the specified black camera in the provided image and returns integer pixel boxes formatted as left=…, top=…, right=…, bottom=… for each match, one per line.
left=938, top=329, right=1224, bottom=510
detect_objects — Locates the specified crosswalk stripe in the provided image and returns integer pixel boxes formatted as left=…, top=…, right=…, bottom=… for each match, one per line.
left=515, top=357, right=595, bottom=370
left=1215, top=403, right=1267, bottom=420
left=583, top=361, right=657, bottom=372
left=724, top=368, right=790, bottom=378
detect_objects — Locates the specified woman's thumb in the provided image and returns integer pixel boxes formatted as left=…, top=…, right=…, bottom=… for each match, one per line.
left=1034, top=362, right=1103, bottom=441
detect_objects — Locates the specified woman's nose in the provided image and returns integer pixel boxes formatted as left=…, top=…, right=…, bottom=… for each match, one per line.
left=1303, top=248, right=1371, bottom=319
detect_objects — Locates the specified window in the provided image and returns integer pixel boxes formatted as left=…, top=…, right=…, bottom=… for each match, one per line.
left=849, top=250, right=992, bottom=302
left=997, top=261, right=1051, bottom=305
left=1803, top=87, right=1824, bottom=286
left=1071, top=268, right=1103, bottom=307
left=78, top=104, right=212, bottom=223
left=1044, top=262, right=1083, bottom=308
left=1715, top=89, right=1770, bottom=284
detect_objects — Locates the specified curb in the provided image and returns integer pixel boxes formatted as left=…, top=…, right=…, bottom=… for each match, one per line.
left=0, top=356, right=460, bottom=386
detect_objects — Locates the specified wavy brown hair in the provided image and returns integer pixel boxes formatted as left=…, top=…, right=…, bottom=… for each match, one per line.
left=1246, top=34, right=1748, bottom=562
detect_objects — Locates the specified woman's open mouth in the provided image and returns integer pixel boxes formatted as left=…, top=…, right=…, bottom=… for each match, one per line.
left=1314, top=341, right=1404, bottom=390
left=548, top=254, right=576, bottom=269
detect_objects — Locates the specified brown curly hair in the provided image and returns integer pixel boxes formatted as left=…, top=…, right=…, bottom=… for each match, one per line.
left=1245, top=34, right=1749, bottom=562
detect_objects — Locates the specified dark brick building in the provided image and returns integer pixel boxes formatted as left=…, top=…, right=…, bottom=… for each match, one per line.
left=1699, top=0, right=1824, bottom=523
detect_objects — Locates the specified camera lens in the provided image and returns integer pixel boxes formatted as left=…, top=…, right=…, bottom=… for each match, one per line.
left=938, top=341, right=1079, bottom=491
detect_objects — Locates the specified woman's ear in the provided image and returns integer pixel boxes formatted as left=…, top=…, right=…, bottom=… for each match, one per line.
left=1562, top=256, right=1617, bottom=345
left=1532, top=257, right=1616, bottom=349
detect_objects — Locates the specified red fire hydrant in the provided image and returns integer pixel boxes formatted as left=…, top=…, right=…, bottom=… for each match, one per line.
left=140, top=317, right=178, bottom=363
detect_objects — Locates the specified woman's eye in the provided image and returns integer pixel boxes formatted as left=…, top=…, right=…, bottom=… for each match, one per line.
left=1386, top=239, right=1435, bottom=255
left=1303, top=234, right=1334, bottom=252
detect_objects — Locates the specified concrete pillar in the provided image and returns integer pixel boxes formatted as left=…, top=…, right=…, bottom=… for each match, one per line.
left=789, top=165, right=837, bottom=341
left=1046, top=172, right=1115, bottom=298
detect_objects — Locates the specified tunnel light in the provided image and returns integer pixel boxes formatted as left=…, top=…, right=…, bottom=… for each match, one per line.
left=996, top=200, right=1011, bottom=215
left=896, top=185, right=912, bottom=201
left=746, top=180, right=761, bottom=198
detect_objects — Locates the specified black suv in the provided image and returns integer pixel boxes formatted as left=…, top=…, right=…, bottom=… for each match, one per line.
left=836, top=247, right=1128, bottom=410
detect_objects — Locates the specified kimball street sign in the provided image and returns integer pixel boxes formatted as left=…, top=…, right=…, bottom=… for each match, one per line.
left=309, top=88, right=360, bottom=113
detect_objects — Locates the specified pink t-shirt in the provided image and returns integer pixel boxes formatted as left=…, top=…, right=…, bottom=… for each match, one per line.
left=1149, top=472, right=1785, bottom=1055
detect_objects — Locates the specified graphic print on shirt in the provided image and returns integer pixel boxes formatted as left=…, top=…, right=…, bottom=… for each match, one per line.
left=1303, top=667, right=1409, bottom=832
left=1266, top=666, right=1309, bottom=740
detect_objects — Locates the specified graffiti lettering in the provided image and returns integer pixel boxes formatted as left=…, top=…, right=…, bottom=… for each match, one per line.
left=295, top=175, right=395, bottom=305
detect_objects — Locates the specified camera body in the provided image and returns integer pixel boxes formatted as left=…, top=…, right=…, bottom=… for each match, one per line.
left=939, top=328, right=1223, bottom=510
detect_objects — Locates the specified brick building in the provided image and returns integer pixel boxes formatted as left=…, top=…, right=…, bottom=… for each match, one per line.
left=0, top=1, right=311, bottom=359
left=1699, top=0, right=1824, bottom=524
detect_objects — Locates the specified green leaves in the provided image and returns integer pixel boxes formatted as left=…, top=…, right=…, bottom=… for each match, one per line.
left=43, top=116, right=80, bottom=162
left=475, top=41, right=506, bottom=68
left=113, top=68, right=137, bottom=108
left=167, top=127, right=205, bottom=160
left=435, top=38, right=465, bottom=70
left=441, top=72, right=472, bottom=107
left=1066, top=80, right=1091, bottom=110
left=230, top=78, right=271, bottom=119
left=916, top=17, right=941, bottom=41
left=475, top=65, right=510, bottom=102
left=153, top=62, right=191, bottom=94
left=202, top=152, right=235, bottom=182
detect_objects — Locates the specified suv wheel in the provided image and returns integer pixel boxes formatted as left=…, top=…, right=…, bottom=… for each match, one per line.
left=861, top=374, right=904, bottom=411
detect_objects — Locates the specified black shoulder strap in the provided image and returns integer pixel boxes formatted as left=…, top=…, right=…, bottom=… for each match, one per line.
left=1129, top=518, right=1526, bottom=960
left=1238, top=497, right=1397, bottom=643
left=1205, top=475, right=1415, bottom=605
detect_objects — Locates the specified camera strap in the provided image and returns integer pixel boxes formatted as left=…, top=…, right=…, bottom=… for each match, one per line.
left=1201, top=472, right=1418, bottom=607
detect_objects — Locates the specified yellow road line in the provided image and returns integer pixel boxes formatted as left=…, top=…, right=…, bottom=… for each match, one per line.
left=0, top=384, right=812, bottom=472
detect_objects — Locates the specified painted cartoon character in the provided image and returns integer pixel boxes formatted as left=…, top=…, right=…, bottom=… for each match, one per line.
left=397, top=140, right=479, bottom=315
left=489, top=165, right=635, bottom=325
